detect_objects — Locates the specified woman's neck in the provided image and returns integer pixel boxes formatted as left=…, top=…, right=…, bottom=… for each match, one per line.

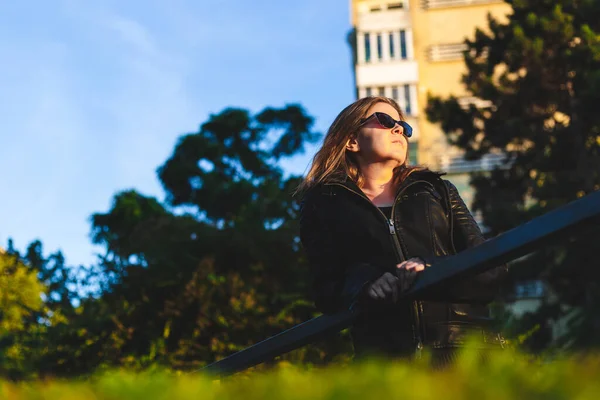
left=358, top=163, right=397, bottom=206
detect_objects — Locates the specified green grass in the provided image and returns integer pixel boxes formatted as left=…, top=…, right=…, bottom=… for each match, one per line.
left=2, top=347, right=600, bottom=399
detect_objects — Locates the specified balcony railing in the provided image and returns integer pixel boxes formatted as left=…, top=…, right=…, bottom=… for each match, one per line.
left=457, top=96, right=494, bottom=110
left=422, top=0, right=503, bottom=10
left=427, top=43, right=467, bottom=62
left=437, top=153, right=510, bottom=174
left=202, top=189, right=600, bottom=377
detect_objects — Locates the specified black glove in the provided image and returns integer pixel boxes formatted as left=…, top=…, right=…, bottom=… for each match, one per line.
left=364, top=272, right=401, bottom=303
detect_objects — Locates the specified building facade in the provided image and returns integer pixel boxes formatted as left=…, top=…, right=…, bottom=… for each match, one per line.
left=349, top=0, right=556, bottom=337
left=349, top=0, right=510, bottom=207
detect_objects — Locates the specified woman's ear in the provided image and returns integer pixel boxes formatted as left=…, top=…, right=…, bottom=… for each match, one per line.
left=346, top=135, right=359, bottom=153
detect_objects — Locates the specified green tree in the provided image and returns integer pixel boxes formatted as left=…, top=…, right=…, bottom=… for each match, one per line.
left=0, top=249, right=46, bottom=378
left=427, top=0, right=600, bottom=351
left=0, top=239, right=96, bottom=379
left=1, top=104, right=353, bottom=379
left=66, top=104, right=352, bottom=372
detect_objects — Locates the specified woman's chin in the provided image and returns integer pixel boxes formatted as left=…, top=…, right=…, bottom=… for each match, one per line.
left=387, top=159, right=405, bottom=167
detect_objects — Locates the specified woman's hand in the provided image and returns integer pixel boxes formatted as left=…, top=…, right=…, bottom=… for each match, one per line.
left=396, top=257, right=426, bottom=293
left=365, top=272, right=401, bottom=303
left=364, top=258, right=426, bottom=303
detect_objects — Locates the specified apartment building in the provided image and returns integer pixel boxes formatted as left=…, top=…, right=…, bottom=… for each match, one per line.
left=349, top=0, right=557, bottom=336
left=349, top=0, right=510, bottom=206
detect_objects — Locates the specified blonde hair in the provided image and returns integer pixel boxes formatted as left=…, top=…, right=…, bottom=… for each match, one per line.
left=296, top=96, right=425, bottom=195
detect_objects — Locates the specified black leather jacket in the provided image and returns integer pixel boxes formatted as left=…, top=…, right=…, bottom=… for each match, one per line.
left=299, top=170, right=508, bottom=358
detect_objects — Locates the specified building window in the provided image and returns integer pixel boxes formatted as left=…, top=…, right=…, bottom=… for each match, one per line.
left=364, top=33, right=371, bottom=62
left=366, top=87, right=372, bottom=97
left=378, top=86, right=385, bottom=96
left=400, top=30, right=407, bottom=59
left=370, top=6, right=382, bottom=12
left=515, top=280, right=545, bottom=299
left=408, top=142, right=418, bottom=165
left=391, top=86, right=399, bottom=101
left=389, top=33, right=395, bottom=59
left=376, top=34, right=383, bottom=60
left=404, top=84, right=411, bottom=115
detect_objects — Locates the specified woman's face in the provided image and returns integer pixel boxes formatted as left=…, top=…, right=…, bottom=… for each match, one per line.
left=347, top=102, right=408, bottom=166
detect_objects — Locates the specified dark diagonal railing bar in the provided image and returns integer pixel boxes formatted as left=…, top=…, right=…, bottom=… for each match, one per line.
left=201, top=309, right=359, bottom=376
left=409, top=189, right=600, bottom=295
left=202, top=190, right=600, bottom=377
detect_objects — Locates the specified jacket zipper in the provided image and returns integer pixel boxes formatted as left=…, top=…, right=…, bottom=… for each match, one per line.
left=394, top=181, right=430, bottom=357
left=328, top=180, right=431, bottom=355
left=327, top=183, right=404, bottom=260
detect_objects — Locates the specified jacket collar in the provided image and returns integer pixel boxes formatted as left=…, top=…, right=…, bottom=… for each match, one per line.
left=324, top=169, right=443, bottom=197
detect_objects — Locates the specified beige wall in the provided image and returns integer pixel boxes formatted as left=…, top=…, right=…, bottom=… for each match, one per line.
left=409, top=1, right=510, bottom=167
left=350, top=0, right=511, bottom=172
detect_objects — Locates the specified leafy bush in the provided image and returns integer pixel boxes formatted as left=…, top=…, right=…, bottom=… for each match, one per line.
left=2, top=347, right=600, bottom=399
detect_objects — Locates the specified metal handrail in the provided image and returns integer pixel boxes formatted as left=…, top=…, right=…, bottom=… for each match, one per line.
left=202, top=190, right=600, bottom=377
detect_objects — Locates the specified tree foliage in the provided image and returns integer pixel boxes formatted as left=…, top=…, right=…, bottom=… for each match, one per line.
left=1, top=103, right=354, bottom=379
left=426, top=0, right=600, bottom=351
left=0, top=251, right=45, bottom=333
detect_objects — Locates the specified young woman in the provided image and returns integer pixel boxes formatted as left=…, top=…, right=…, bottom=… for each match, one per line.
left=297, top=96, right=507, bottom=365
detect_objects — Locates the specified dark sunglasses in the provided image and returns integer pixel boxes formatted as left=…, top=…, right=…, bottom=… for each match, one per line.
left=359, top=112, right=413, bottom=138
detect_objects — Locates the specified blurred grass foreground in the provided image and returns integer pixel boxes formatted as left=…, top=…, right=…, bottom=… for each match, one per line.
left=2, top=346, right=600, bottom=400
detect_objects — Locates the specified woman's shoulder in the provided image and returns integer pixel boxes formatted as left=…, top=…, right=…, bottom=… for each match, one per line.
left=411, top=167, right=461, bottom=185
left=407, top=168, right=465, bottom=200
left=408, top=167, right=447, bottom=184
left=299, top=175, right=350, bottom=199
left=298, top=182, right=331, bottom=207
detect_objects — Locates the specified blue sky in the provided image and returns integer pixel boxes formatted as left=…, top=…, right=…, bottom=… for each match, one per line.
left=0, top=0, right=355, bottom=266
